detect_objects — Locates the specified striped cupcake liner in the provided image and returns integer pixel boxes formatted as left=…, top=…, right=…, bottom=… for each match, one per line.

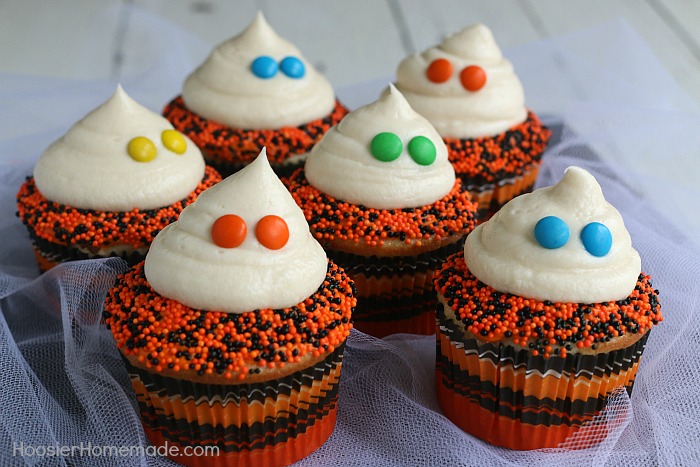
left=435, top=304, right=649, bottom=450
left=461, top=165, right=540, bottom=221
left=330, top=240, right=464, bottom=337
left=30, top=237, right=145, bottom=272
left=201, top=153, right=305, bottom=179
left=123, top=344, right=345, bottom=467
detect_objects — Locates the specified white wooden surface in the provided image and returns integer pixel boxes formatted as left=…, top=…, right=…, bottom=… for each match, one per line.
left=1, top=0, right=699, bottom=105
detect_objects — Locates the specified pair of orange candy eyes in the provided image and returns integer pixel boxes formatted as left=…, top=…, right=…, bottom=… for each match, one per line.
left=211, top=214, right=289, bottom=250
left=426, top=59, right=487, bottom=91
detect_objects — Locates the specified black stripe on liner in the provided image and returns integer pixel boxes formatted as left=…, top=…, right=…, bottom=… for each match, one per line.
left=29, top=233, right=145, bottom=266
left=353, top=291, right=438, bottom=323
left=436, top=303, right=649, bottom=379
left=203, top=156, right=303, bottom=179
left=326, top=237, right=465, bottom=277
left=136, top=385, right=338, bottom=452
left=436, top=351, right=638, bottom=427
left=123, top=344, right=344, bottom=406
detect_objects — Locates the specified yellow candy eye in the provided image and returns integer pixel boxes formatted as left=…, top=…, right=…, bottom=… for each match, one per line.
left=161, top=129, right=187, bottom=155
left=128, top=136, right=156, bottom=162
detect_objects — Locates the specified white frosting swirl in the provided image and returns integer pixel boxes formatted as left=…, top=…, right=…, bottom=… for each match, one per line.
left=182, top=12, right=335, bottom=129
left=304, top=85, right=455, bottom=210
left=464, top=167, right=641, bottom=303
left=395, top=23, right=527, bottom=138
left=144, top=149, right=328, bottom=314
left=33, top=85, right=205, bottom=211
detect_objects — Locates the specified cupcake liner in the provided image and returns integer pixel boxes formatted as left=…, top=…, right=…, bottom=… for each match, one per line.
left=351, top=291, right=438, bottom=337
left=462, top=165, right=540, bottom=221
left=31, top=238, right=145, bottom=272
left=330, top=240, right=464, bottom=337
left=202, top=153, right=304, bottom=178
left=435, top=304, right=649, bottom=450
left=123, top=344, right=345, bottom=467
left=442, top=110, right=550, bottom=221
left=330, top=240, right=464, bottom=276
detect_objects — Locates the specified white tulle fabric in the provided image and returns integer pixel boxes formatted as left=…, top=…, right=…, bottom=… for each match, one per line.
left=1, top=7, right=699, bottom=466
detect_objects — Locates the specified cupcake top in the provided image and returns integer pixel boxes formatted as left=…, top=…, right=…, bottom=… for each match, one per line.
left=304, top=85, right=456, bottom=210
left=395, top=23, right=527, bottom=139
left=464, top=167, right=642, bottom=303
left=182, top=12, right=335, bottom=130
left=144, top=149, right=328, bottom=313
left=33, top=85, right=205, bottom=211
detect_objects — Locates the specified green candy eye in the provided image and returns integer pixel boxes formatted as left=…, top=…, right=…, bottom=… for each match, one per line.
left=407, top=136, right=436, bottom=165
left=370, top=132, right=402, bottom=162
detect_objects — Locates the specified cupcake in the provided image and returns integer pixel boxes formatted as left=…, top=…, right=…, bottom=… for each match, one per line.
left=284, top=85, right=477, bottom=338
left=16, top=85, right=221, bottom=272
left=394, top=23, right=551, bottom=220
left=163, top=12, right=349, bottom=177
left=103, top=150, right=355, bottom=467
left=434, top=167, right=662, bottom=449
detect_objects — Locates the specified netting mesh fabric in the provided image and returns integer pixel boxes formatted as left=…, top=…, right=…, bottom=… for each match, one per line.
left=2, top=7, right=700, bottom=466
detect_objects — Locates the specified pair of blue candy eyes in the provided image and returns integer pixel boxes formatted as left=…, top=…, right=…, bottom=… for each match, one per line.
left=534, top=216, right=612, bottom=257
left=251, top=56, right=305, bottom=79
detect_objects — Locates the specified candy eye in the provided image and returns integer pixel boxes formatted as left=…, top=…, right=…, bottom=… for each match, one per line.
left=251, top=56, right=278, bottom=79
left=256, top=215, right=289, bottom=250
left=534, top=216, right=569, bottom=249
left=370, top=132, right=403, bottom=162
left=211, top=214, right=247, bottom=248
left=161, top=130, right=187, bottom=155
left=460, top=65, right=487, bottom=91
left=279, top=56, right=305, bottom=78
left=128, top=136, right=156, bottom=162
left=407, top=136, right=436, bottom=166
left=581, top=222, right=612, bottom=257
left=426, top=58, right=453, bottom=83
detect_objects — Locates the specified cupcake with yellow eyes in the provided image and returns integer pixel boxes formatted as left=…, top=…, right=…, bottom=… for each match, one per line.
left=163, top=12, right=349, bottom=177
left=284, top=85, right=477, bottom=337
left=104, top=150, right=354, bottom=467
left=434, top=167, right=662, bottom=449
left=395, top=23, right=551, bottom=220
left=16, top=85, right=221, bottom=272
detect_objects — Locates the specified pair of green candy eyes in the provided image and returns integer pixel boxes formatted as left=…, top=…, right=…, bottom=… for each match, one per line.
left=370, top=132, right=437, bottom=166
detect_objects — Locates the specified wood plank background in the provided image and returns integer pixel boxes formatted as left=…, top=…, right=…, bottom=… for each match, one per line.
left=1, top=0, right=699, bottom=105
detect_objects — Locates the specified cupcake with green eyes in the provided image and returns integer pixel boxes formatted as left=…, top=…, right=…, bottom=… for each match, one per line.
left=16, top=85, right=221, bottom=271
left=163, top=12, right=348, bottom=177
left=284, top=85, right=477, bottom=337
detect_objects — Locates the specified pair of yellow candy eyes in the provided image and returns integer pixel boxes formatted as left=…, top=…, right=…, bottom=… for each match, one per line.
left=127, top=130, right=187, bottom=162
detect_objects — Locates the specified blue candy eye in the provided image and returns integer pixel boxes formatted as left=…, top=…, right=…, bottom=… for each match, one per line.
left=581, top=222, right=612, bottom=257
left=279, top=56, right=305, bottom=78
left=251, top=56, right=278, bottom=79
left=534, top=216, right=569, bottom=249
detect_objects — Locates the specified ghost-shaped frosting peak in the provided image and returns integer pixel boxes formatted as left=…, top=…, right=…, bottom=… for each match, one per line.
left=182, top=11, right=335, bottom=129
left=304, top=85, right=455, bottom=210
left=144, top=149, right=328, bottom=313
left=395, top=23, right=527, bottom=138
left=33, top=85, right=205, bottom=211
left=464, top=167, right=642, bottom=303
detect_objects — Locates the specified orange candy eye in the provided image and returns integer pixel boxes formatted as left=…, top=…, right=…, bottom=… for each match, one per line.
left=460, top=65, right=487, bottom=91
left=255, top=215, right=289, bottom=250
left=211, top=214, right=247, bottom=248
left=426, top=58, right=453, bottom=83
